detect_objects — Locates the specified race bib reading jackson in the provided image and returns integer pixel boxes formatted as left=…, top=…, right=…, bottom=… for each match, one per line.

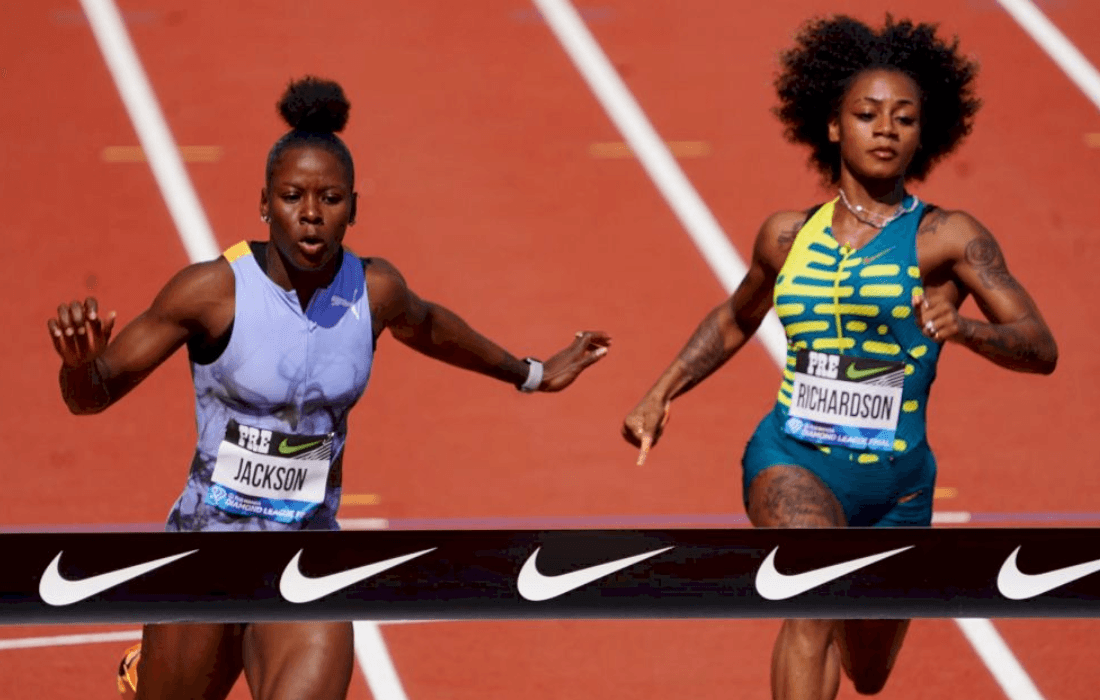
left=206, top=420, right=334, bottom=524
left=785, top=350, right=905, bottom=452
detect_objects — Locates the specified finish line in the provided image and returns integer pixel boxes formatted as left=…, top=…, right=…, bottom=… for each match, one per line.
left=4, top=528, right=1097, bottom=624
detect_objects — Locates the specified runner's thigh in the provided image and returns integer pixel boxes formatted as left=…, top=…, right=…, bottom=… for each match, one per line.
left=242, top=621, right=355, bottom=700
left=746, top=464, right=847, bottom=528
left=134, top=622, right=244, bottom=700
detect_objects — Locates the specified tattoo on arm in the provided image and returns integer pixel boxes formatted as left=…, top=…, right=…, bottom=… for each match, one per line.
left=776, top=210, right=813, bottom=252
left=957, top=314, right=1057, bottom=373
left=776, top=220, right=803, bottom=251
left=918, top=207, right=949, bottom=237
left=672, top=307, right=730, bottom=395
left=964, top=223, right=1022, bottom=291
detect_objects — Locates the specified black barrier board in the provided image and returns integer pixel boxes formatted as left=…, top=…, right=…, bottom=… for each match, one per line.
left=2, top=528, right=1096, bottom=624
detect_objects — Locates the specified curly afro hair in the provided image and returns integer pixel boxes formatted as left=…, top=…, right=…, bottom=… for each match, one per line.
left=773, top=15, right=981, bottom=183
left=265, top=76, right=355, bottom=187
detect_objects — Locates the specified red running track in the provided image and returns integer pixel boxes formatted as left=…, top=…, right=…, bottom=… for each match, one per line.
left=1, top=0, right=1097, bottom=698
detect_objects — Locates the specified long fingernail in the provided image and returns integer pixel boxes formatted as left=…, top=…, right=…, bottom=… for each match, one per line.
left=595, top=347, right=608, bottom=357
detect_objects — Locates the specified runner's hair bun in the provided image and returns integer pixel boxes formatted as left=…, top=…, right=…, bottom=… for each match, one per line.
left=277, top=76, right=350, bottom=134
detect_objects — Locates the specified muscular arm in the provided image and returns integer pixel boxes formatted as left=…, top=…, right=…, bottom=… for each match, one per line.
left=365, top=258, right=535, bottom=387
left=57, top=260, right=233, bottom=414
left=645, top=211, right=804, bottom=402
left=941, top=212, right=1057, bottom=374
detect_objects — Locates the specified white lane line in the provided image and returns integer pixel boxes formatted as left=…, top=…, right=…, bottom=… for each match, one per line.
left=78, top=0, right=220, bottom=262
left=0, top=629, right=142, bottom=651
left=957, top=619, right=1048, bottom=700
left=353, top=621, right=410, bottom=700
left=0, top=622, right=448, bottom=653
left=534, top=1, right=1044, bottom=698
left=79, top=2, right=406, bottom=698
left=996, top=0, right=1100, bottom=113
left=530, top=0, right=788, bottom=369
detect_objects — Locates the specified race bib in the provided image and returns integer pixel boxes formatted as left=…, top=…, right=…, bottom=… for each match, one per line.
left=205, top=420, right=334, bottom=524
left=785, top=350, right=904, bottom=452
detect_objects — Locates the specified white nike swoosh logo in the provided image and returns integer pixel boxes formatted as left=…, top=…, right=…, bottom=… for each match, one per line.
left=517, top=546, right=673, bottom=601
left=39, top=550, right=198, bottom=606
left=755, top=546, right=913, bottom=601
left=279, top=548, right=436, bottom=603
left=997, top=546, right=1100, bottom=600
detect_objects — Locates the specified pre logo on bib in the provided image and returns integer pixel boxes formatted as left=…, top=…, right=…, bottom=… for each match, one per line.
left=205, top=420, right=334, bottom=524
left=785, top=350, right=904, bottom=452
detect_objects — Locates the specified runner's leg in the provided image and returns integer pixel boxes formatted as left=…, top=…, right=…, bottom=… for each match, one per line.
left=134, top=622, right=244, bottom=700
left=242, top=621, right=355, bottom=700
left=747, top=464, right=847, bottom=700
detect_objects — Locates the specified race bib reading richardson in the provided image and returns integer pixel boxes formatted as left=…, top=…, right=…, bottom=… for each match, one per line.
left=785, top=350, right=904, bottom=452
left=206, top=420, right=334, bottom=524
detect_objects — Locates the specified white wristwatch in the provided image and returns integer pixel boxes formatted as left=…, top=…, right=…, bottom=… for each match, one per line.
left=518, top=357, right=544, bottom=393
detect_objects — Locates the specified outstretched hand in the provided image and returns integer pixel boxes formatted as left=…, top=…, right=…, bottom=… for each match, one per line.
left=537, top=330, right=611, bottom=392
left=622, top=395, right=671, bottom=465
left=47, top=298, right=117, bottom=368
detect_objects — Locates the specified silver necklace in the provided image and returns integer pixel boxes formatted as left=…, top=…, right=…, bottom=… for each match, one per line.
left=837, top=188, right=919, bottom=229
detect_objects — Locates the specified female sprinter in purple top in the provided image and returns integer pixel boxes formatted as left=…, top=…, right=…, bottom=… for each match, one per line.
left=48, top=76, right=610, bottom=700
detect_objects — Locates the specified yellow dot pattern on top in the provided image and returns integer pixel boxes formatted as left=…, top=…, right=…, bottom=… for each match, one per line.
left=771, top=198, right=941, bottom=456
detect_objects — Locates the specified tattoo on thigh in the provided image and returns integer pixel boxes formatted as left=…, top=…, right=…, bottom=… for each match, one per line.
left=756, top=469, right=845, bottom=527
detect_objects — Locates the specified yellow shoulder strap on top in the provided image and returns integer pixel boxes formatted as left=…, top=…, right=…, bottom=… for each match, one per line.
left=222, top=240, right=252, bottom=263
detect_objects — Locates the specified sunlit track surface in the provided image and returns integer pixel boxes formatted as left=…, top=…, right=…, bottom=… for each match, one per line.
left=4, top=0, right=1097, bottom=699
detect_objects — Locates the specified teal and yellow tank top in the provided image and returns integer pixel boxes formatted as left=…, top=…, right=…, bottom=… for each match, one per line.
left=771, top=197, right=940, bottom=464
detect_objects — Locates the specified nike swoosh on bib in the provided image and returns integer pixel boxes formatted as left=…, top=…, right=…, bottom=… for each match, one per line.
left=997, top=546, right=1100, bottom=600
left=279, top=548, right=436, bottom=603
left=278, top=438, right=322, bottom=455
left=755, top=546, right=913, bottom=601
left=517, top=546, right=673, bottom=602
left=845, top=364, right=893, bottom=380
left=39, top=550, right=198, bottom=606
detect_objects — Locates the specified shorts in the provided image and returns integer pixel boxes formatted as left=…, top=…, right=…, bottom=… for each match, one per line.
left=741, top=407, right=936, bottom=527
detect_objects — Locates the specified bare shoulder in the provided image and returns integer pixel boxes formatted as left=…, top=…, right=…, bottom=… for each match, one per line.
left=917, top=206, right=983, bottom=241
left=150, top=256, right=234, bottom=321
left=920, top=208, right=1024, bottom=291
left=762, top=209, right=815, bottom=243
left=362, top=256, right=418, bottom=329
left=918, top=208, right=1007, bottom=260
left=362, top=256, right=409, bottom=298
left=754, top=208, right=818, bottom=273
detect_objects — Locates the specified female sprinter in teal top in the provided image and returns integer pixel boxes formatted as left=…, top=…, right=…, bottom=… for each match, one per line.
left=623, top=15, right=1057, bottom=700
